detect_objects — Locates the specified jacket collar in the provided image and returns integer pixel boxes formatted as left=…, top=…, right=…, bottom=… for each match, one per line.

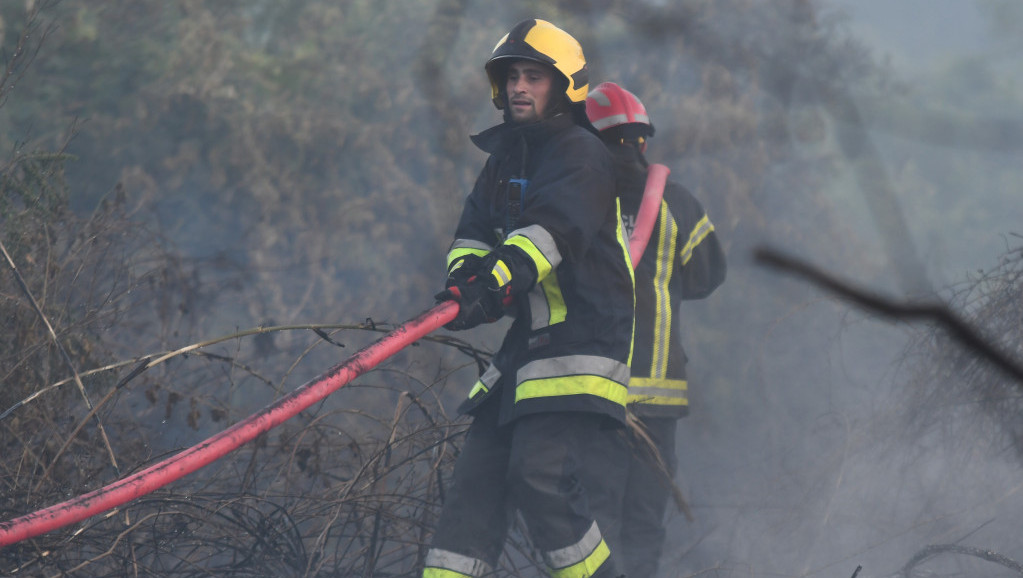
left=606, top=141, right=648, bottom=172
left=470, top=112, right=576, bottom=155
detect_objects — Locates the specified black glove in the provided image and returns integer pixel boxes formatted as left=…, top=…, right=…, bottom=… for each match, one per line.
left=444, top=254, right=485, bottom=289
left=435, top=262, right=512, bottom=331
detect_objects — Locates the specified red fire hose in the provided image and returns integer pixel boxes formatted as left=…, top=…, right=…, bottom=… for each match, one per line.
left=631, top=164, right=669, bottom=268
left=0, top=164, right=669, bottom=547
left=0, top=302, right=458, bottom=547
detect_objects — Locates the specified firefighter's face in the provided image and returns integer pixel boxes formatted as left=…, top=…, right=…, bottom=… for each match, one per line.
left=505, top=60, right=554, bottom=124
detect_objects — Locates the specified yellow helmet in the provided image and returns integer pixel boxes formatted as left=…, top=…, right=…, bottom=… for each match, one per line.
left=485, top=19, right=589, bottom=111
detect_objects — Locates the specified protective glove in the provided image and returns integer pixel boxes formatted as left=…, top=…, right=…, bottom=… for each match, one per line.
left=444, top=254, right=485, bottom=289
left=435, top=256, right=513, bottom=331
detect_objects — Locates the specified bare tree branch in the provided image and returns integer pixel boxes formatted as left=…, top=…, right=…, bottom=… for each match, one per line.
left=1, top=237, right=121, bottom=480
left=0, top=322, right=491, bottom=422
left=753, top=245, right=1023, bottom=384
left=900, top=544, right=1023, bottom=577
left=0, top=0, right=60, bottom=109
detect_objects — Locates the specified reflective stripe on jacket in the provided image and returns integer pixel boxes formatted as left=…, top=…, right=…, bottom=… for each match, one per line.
left=612, top=143, right=726, bottom=419
left=448, top=113, right=635, bottom=425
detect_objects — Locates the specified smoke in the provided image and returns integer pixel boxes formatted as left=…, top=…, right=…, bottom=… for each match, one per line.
left=571, top=1, right=1023, bottom=576
left=3, top=0, right=1022, bottom=575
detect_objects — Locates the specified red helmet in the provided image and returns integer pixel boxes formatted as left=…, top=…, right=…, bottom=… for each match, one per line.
left=585, top=82, right=655, bottom=137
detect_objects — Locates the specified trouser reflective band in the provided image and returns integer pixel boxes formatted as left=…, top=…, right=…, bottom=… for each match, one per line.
left=627, top=378, right=689, bottom=406
left=423, top=548, right=492, bottom=577
left=543, top=521, right=611, bottom=578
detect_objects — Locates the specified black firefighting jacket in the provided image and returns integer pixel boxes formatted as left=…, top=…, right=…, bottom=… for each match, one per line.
left=446, top=113, right=635, bottom=426
left=612, top=142, right=726, bottom=419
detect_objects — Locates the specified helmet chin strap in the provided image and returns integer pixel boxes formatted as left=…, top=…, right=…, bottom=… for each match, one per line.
left=544, top=95, right=571, bottom=119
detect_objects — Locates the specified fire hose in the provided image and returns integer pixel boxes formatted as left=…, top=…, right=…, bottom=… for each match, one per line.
left=0, top=164, right=668, bottom=547
left=629, top=163, right=669, bottom=268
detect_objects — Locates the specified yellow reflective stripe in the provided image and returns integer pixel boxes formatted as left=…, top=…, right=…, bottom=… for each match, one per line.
left=516, top=375, right=627, bottom=406
left=491, top=259, right=512, bottom=287
left=505, top=224, right=559, bottom=281
left=544, top=522, right=611, bottom=578
left=423, top=548, right=492, bottom=577
left=505, top=234, right=552, bottom=280
left=679, top=214, right=714, bottom=266
left=447, top=247, right=491, bottom=271
left=541, top=271, right=567, bottom=325
left=651, top=201, right=677, bottom=379
left=526, top=270, right=566, bottom=330
left=627, top=393, right=689, bottom=406
left=629, top=377, right=687, bottom=391
left=423, top=569, right=473, bottom=578
left=615, top=197, right=636, bottom=366
left=549, top=540, right=610, bottom=578
left=466, top=364, right=501, bottom=401
left=467, top=381, right=489, bottom=400
left=627, top=378, right=689, bottom=406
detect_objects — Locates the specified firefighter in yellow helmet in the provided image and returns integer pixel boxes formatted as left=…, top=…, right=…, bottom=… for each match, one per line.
left=587, top=81, right=727, bottom=577
left=423, top=20, right=633, bottom=578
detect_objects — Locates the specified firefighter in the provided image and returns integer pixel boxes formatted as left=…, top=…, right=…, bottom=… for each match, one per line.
left=423, top=19, right=634, bottom=578
left=586, top=82, right=727, bottom=577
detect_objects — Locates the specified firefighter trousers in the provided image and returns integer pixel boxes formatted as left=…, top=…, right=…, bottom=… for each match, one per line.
left=423, top=397, right=628, bottom=577
left=620, top=416, right=678, bottom=578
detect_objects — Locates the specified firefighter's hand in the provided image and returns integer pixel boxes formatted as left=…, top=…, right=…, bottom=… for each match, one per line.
left=444, top=254, right=485, bottom=289
left=434, top=275, right=509, bottom=331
